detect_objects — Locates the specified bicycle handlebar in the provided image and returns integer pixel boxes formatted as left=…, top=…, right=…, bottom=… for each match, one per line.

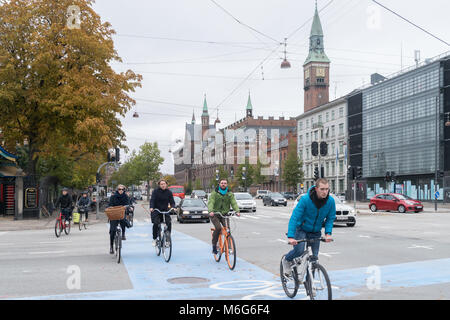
left=152, top=208, right=174, bottom=215
left=213, top=211, right=237, bottom=217
left=288, top=238, right=334, bottom=244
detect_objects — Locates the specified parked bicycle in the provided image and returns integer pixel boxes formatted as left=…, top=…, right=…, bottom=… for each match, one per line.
left=153, top=208, right=174, bottom=262
left=211, top=211, right=237, bottom=270
left=54, top=211, right=71, bottom=238
left=280, top=238, right=333, bottom=300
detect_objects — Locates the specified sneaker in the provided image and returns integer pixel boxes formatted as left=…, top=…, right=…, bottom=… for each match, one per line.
left=110, top=247, right=114, bottom=254
left=212, top=245, right=218, bottom=255
left=152, top=240, right=157, bottom=247
left=122, top=235, right=126, bottom=241
left=282, top=257, right=293, bottom=276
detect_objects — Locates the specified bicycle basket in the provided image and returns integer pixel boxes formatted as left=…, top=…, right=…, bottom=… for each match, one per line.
left=105, top=206, right=125, bottom=221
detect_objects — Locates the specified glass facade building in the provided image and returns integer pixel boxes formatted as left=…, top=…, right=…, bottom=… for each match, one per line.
left=361, top=56, right=449, bottom=201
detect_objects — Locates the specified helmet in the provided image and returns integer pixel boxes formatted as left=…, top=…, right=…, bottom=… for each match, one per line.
left=62, top=187, right=69, bottom=192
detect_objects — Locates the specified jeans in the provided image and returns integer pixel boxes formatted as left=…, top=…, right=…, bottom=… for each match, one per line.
left=151, top=212, right=172, bottom=240
left=110, top=219, right=126, bottom=246
left=285, top=228, right=321, bottom=262
left=61, top=208, right=72, bottom=221
left=210, top=215, right=226, bottom=247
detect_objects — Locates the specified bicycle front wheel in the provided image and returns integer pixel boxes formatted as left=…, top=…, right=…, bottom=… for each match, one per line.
left=307, top=263, right=332, bottom=300
left=280, top=255, right=299, bottom=298
left=128, top=213, right=134, bottom=227
left=225, top=234, right=237, bottom=270
left=115, top=230, right=122, bottom=264
left=155, top=229, right=162, bottom=256
left=162, top=232, right=172, bottom=263
left=55, top=220, right=62, bottom=238
left=79, top=216, right=83, bottom=231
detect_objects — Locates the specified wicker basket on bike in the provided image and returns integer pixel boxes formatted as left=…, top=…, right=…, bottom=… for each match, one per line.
left=104, top=206, right=125, bottom=221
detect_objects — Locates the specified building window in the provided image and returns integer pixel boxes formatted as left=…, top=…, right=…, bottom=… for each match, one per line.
left=339, top=123, right=344, bottom=136
left=331, top=125, right=335, bottom=137
left=326, top=112, right=329, bottom=122
left=339, top=107, right=344, bottom=118
left=299, top=135, right=303, bottom=145
left=331, top=110, right=335, bottom=120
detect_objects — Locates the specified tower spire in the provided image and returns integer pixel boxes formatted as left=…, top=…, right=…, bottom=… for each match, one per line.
left=246, top=91, right=253, bottom=118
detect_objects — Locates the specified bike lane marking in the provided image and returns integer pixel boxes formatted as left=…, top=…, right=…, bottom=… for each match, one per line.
left=16, top=223, right=450, bottom=300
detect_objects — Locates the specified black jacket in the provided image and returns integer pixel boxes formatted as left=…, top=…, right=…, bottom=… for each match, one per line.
left=108, top=191, right=130, bottom=207
left=150, top=188, right=175, bottom=212
left=77, top=196, right=91, bottom=208
left=56, top=194, right=73, bottom=209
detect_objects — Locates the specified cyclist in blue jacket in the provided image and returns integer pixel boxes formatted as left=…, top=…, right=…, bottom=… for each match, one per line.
left=282, top=178, right=336, bottom=275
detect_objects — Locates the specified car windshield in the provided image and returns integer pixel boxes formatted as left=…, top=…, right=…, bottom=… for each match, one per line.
left=271, top=193, right=283, bottom=198
left=394, top=194, right=413, bottom=200
left=193, top=190, right=206, bottom=196
left=169, top=187, right=184, bottom=193
left=235, top=193, right=253, bottom=200
left=330, top=194, right=342, bottom=204
left=182, top=199, right=207, bottom=208
left=174, top=197, right=181, bottom=205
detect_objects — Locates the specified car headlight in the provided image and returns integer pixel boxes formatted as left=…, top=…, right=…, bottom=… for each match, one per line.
left=202, top=211, right=208, bottom=214
left=350, top=209, right=356, bottom=214
left=405, top=200, right=415, bottom=205
left=183, top=211, right=190, bottom=215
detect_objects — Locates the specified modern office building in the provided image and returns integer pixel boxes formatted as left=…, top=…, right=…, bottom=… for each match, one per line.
left=348, top=51, right=450, bottom=201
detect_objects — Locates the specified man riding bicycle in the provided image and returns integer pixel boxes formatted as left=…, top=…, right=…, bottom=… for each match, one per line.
left=207, top=179, right=240, bottom=255
left=150, top=179, right=175, bottom=247
left=108, top=184, right=130, bottom=254
left=55, top=188, right=73, bottom=224
left=282, top=178, right=336, bottom=275
left=77, top=190, right=91, bottom=222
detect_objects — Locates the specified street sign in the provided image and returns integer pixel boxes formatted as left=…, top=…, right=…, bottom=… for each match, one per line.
left=435, top=191, right=440, bottom=199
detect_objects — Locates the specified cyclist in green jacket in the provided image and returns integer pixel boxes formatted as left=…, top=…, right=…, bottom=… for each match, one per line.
left=207, top=179, right=240, bottom=254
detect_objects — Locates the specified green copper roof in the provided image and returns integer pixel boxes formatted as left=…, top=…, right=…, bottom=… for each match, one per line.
left=304, top=3, right=330, bottom=66
left=246, top=93, right=253, bottom=110
left=202, top=95, right=208, bottom=116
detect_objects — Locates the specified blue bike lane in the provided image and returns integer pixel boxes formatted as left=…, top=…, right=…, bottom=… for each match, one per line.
left=20, top=221, right=450, bottom=300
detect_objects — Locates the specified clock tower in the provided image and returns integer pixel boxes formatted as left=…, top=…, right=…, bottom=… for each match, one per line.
left=303, top=2, right=330, bottom=113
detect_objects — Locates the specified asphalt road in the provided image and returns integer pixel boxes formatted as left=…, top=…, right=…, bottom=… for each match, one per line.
left=1, top=199, right=450, bottom=300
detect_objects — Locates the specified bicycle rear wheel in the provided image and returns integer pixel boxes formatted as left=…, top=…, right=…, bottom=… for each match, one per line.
left=64, top=219, right=71, bottom=235
left=79, top=215, right=83, bottom=231
left=213, top=233, right=222, bottom=262
left=55, top=219, right=62, bottom=238
left=280, top=255, right=299, bottom=298
left=162, top=231, right=172, bottom=262
left=115, top=229, right=122, bottom=264
left=225, top=234, right=237, bottom=270
left=128, top=213, right=134, bottom=227
left=308, top=263, right=332, bottom=300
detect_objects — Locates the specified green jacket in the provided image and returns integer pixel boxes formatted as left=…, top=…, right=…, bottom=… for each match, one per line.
left=208, top=187, right=240, bottom=214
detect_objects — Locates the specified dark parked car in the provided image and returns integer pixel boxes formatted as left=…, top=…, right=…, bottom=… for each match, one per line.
left=176, top=198, right=210, bottom=223
left=263, top=192, right=287, bottom=206
left=369, top=193, right=423, bottom=213
left=191, top=190, right=208, bottom=201
left=281, top=192, right=296, bottom=200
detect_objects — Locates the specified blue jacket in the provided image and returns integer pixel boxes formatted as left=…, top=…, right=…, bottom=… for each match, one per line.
left=287, top=186, right=336, bottom=238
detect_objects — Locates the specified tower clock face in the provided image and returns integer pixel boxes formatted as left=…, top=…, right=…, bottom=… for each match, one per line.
left=316, top=67, right=325, bottom=77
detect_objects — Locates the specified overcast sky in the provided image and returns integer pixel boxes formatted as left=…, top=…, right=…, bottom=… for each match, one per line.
left=92, top=0, right=450, bottom=175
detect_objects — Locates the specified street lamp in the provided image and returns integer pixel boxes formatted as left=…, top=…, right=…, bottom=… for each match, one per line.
left=242, top=166, right=246, bottom=192
left=280, top=38, right=291, bottom=69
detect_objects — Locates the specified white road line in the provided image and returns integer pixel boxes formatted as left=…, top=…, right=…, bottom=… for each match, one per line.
left=319, top=252, right=341, bottom=258
left=245, top=216, right=260, bottom=220
left=28, top=251, right=66, bottom=255
left=276, top=239, right=288, bottom=244
left=0, top=232, right=9, bottom=236
left=408, top=245, right=433, bottom=250
left=39, top=241, right=72, bottom=244
left=358, top=235, right=371, bottom=238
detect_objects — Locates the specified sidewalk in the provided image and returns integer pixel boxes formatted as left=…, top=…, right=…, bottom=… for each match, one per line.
left=0, top=212, right=107, bottom=232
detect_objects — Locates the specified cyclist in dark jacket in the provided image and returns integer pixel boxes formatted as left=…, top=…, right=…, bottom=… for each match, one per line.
left=77, top=191, right=91, bottom=222
left=55, top=188, right=73, bottom=223
left=108, top=185, right=130, bottom=254
left=150, top=180, right=175, bottom=247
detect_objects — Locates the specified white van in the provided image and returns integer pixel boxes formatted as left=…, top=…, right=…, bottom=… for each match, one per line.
left=256, top=190, right=270, bottom=199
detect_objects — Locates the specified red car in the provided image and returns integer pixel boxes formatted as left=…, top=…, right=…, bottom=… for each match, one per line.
left=369, top=193, right=423, bottom=213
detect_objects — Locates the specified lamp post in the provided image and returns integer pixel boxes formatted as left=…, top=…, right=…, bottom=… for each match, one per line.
left=242, top=166, right=246, bottom=192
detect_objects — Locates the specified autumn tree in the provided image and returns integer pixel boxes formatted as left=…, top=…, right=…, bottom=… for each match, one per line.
left=282, top=142, right=304, bottom=192
left=0, top=0, right=142, bottom=177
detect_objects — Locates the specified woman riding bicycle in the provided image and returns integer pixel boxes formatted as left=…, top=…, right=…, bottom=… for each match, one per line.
left=108, top=185, right=130, bottom=254
left=207, top=179, right=240, bottom=255
left=77, top=190, right=91, bottom=222
left=150, top=179, right=175, bottom=247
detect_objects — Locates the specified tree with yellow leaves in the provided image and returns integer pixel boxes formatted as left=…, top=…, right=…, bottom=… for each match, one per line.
left=0, top=0, right=142, bottom=177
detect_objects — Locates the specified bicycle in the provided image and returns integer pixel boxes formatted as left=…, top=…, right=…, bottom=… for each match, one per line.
left=280, top=238, right=333, bottom=300
left=105, top=205, right=127, bottom=264
left=210, top=212, right=238, bottom=270
left=152, top=208, right=174, bottom=263
left=77, top=206, right=88, bottom=231
left=54, top=211, right=71, bottom=238
left=126, top=205, right=134, bottom=228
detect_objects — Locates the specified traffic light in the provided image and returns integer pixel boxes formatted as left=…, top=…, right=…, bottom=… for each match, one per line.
left=390, top=171, right=396, bottom=182
left=311, top=142, right=318, bottom=157
left=96, top=172, right=101, bottom=184
left=385, top=171, right=391, bottom=182
left=314, top=167, right=319, bottom=180
left=115, top=147, right=120, bottom=162
left=320, top=142, right=328, bottom=157
left=438, top=171, right=445, bottom=178
left=356, top=166, right=363, bottom=179
left=348, top=166, right=355, bottom=180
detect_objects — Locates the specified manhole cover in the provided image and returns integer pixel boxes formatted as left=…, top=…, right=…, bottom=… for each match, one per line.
left=167, top=277, right=210, bottom=284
